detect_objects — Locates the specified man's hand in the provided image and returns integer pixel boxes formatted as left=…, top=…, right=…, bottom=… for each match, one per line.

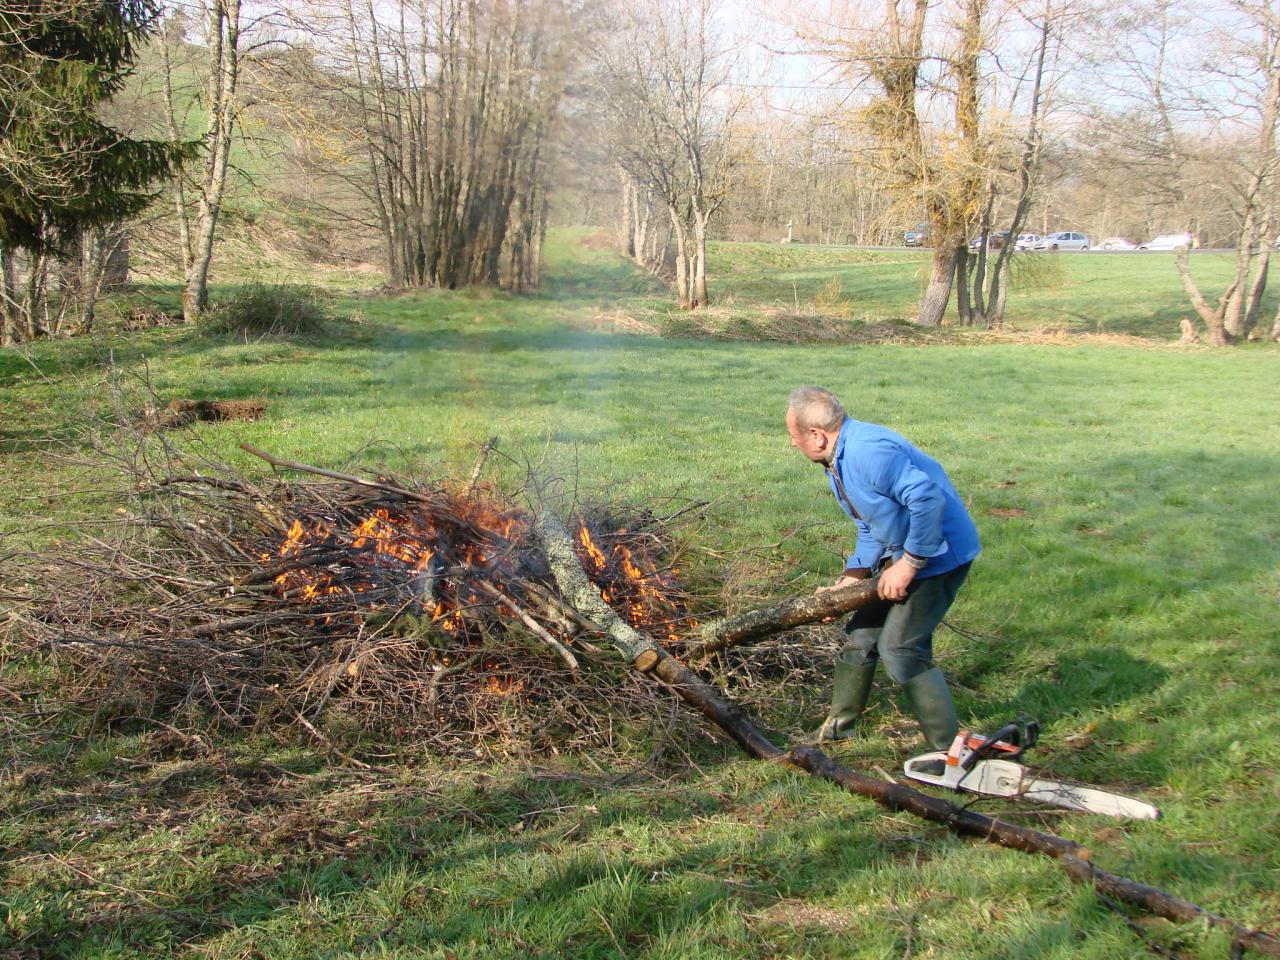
left=814, top=572, right=864, bottom=595
left=878, top=558, right=918, bottom=601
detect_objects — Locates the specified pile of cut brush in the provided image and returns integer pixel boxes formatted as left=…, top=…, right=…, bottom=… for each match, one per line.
left=1, top=438, right=749, bottom=758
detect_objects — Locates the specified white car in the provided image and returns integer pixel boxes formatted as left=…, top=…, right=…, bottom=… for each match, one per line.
left=1014, top=233, right=1041, bottom=250
left=1029, top=231, right=1090, bottom=251
left=1136, top=232, right=1193, bottom=251
left=1097, top=237, right=1137, bottom=251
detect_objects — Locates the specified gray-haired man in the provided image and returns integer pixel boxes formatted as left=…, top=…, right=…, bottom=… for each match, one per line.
left=786, top=386, right=980, bottom=749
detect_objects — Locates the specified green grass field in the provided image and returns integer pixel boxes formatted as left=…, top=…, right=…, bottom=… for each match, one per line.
left=2, top=233, right=1278, bottom=958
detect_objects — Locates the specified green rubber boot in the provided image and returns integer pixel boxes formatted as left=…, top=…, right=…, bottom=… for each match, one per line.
left=815, top=661, right=877, bottom=742
left=902, top=667, right=960, bottom=750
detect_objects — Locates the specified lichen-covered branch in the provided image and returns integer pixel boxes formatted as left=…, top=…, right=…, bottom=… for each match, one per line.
left=532, top=509, right=661, bottom=665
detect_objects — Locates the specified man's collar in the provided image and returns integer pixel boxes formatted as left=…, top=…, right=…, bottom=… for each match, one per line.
left=830, top=418, right=851, bottom=466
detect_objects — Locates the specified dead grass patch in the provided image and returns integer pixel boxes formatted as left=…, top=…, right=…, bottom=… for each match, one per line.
left=751, top=899, right=863, bottom=932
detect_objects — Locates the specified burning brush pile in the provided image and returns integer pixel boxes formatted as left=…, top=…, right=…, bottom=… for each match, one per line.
left=3, top=442, right=712, bottom=756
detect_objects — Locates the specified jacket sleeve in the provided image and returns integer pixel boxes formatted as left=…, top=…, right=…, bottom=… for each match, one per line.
left=848, top=517, right=885, bottom=570
left=862, top=443, right=950, bottom=559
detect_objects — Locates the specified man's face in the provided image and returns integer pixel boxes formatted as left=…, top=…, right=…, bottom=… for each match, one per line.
left=786, top=409, right=830, bottom=463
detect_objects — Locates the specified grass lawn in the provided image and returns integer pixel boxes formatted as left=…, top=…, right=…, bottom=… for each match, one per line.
left=2, top=231, right=1278, bottom=958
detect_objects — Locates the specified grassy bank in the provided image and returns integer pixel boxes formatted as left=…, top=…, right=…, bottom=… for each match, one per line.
left=2, top=232, right=1278, bottom=958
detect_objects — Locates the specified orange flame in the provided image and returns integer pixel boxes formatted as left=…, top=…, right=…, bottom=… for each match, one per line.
left=262, top=497, right=693, bottom=647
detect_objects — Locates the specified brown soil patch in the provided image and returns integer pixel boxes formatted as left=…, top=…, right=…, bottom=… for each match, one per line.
left=987, top=507, right=1028, bottom=518
left=144, top=398, right=267, bottom=431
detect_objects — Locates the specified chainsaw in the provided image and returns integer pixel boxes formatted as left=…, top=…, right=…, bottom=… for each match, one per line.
left=903, top=719, right=1161, bottom=820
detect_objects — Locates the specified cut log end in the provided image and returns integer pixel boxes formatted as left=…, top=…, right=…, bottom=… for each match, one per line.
left=632, top=649, right=662, bottom=673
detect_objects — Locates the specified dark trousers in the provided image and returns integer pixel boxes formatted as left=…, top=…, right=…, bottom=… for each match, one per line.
left=838, top=562, right=971, bottom=684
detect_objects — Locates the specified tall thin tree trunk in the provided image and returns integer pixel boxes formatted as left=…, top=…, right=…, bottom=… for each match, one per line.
left=670, top=206, right=690, bottom=309
left=620, top=171, right=635, bottom=258
left=693, top=213, right=709, bottom=308
left=990, top=258, right=1011, bottom=328
left=182, top=0, right=241, bottom=322
left=0, top=246, right=17, bottom=345
left=635, top=188, right=652, bottom=269
left=955, top=248, right=972, bottom=324
left=22, top=250, right=44, bottom=341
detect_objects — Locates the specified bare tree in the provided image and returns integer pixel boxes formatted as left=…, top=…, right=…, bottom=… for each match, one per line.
left=593, top=0, right=742, bottom=309
left=1098, top=0, right=1280, bottom=344
left=161, top=0, right=244, bottom=323
left=818, top=0, right=992, bottom=326
left=963, top=0, right=1072, bottom=328
left=273, top=0, right=577, bottom=292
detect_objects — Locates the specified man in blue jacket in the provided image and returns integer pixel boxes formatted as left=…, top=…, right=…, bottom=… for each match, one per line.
left=786, top=386, right=981, bottom=749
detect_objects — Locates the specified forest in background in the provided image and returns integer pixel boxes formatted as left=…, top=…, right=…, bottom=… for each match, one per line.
left=5, top=0, right=1280, bottom=343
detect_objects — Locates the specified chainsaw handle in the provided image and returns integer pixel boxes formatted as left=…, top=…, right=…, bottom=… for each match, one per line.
left=959, top=719, right=1038, bottom=771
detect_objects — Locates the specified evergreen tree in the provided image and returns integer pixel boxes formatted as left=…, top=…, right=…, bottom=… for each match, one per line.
left=0, top=0, right=188, bottom=255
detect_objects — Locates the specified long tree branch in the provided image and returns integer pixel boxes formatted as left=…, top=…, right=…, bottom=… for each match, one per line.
left=535, top=506, right=1280, bottom=956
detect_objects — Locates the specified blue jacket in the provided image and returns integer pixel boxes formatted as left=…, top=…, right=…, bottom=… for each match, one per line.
left=825, top=418, right=980, bottom=578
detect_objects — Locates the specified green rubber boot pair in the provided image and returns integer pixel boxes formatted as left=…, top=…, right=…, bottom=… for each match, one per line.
left=814, top=660, right=877, bottom=743
left=902, top=666, right=960, bottom=751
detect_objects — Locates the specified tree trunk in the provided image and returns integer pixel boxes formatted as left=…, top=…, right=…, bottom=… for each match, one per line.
left=160, top=31, right=194, bottom=279
left=670, top=206, right=691, bottom=309
left=620, top=171, right=636, bottom=258
left=635, top=189, right=652, bottom=269
left=693, top=212, right=709, bottom=308
left=955, top=248, right=973, bottom=325
left=1244, top=249, right=1270, bottom=339
left=0, top=246, right=17, bottom=345
left=76, top=228, right=108, bottom=335
left=990, top=258, right=1011, bottom=328
left=183, top=0, right=241, bottom=322
left=919, top=245, right=960, bottom=326
left=1174, top=246, right=1232, bottom=345
left=22, top=249, right=43, bottom=341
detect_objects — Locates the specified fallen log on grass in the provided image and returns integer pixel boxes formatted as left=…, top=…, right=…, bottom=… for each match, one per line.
left=533, top=508, right=1280, bottom=957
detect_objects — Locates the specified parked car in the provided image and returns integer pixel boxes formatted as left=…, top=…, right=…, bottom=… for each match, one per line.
left=1136, top=232, right=1193, bottom=251
left=1097, top=237, right=1137, bottom=251
left=968, top=231, right=1010, bottom=251
left=904, top=223, right=928, bottom=247
left=1029, top=231, right=1090, bottom=251
left=1014, top=233, right=1041, bottom=250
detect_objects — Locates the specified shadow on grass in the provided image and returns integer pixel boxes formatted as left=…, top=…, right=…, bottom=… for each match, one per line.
left=5, top=740, right=1249, bottom=959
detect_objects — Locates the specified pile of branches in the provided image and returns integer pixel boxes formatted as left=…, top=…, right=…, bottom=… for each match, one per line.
left=2, top=439, right=740, bottom=758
